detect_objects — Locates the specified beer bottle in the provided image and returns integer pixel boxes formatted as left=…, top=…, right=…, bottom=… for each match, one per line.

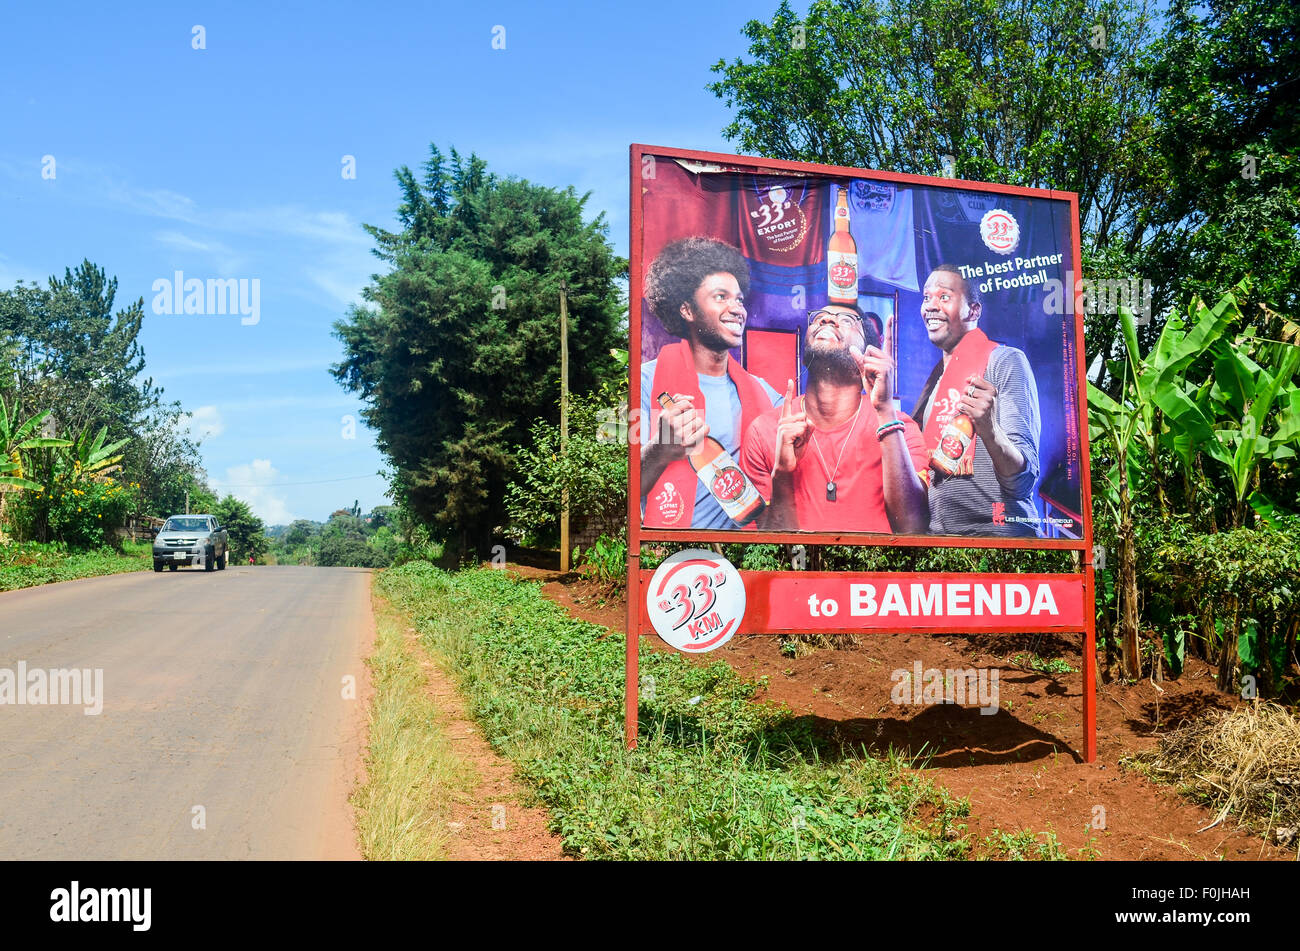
left=828, top=187, right=859, bottom=305
left=657, top=393, right=766, bottom=525
left=931, top=414, right=974, bottom=476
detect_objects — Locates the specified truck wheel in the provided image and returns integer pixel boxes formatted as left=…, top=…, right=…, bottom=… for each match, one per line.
left=217, top=549, right=227, bottom=570
left=153, top=562, right=164, bottom=573
left=168, top=563, right=179, bottom=571
left=204, top=547, right=216, bottom=572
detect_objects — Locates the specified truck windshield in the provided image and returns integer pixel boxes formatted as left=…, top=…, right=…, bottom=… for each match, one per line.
left=163, top=518, right=209, bottom=532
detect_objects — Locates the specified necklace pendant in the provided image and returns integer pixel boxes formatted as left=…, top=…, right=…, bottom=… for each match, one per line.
left=826, top=481, right=837, bottom=502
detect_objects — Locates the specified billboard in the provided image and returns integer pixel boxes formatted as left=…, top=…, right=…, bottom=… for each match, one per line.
left=631, top=147, right=1089, bottom=546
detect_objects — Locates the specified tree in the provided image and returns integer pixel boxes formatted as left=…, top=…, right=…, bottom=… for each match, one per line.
left=1138, top=0, right=1300, bottom=318
left=506, top=385, right=628, bottom=548
left=332, top=145, right=626, bottom=561
left=711, top=0, right=1159, bottom=240
left=213, top=495, right=268, bottom=562
left=366, top=505, right=396, bottom=529
left=1088, top=290, right=1238, bottom=677
left=709, top=0, right=1297, bottom=392
left=1, top=263, right=209, bottom=520
left=120, top=400, right=209, bottom=519
left=0, top=261, right=158, bottom=440
left=284, top=519, right=317, bottom=548
left=318, top=535, right=391, bottom=568
left=322, top=511, right=364, bottom=540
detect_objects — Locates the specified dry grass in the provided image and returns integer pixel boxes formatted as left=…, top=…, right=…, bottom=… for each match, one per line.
left=349, top=592, right=474, bottom=860
left=1127, top=702, right=1300, bottom=848
left=779, top=632, right=863, bottom=658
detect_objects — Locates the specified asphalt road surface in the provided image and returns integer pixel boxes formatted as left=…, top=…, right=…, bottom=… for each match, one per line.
left=0, top=566, right=374, bottom=860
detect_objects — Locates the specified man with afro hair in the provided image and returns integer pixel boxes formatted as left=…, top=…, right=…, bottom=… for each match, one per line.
left=640, top=237, right=783, bottom=529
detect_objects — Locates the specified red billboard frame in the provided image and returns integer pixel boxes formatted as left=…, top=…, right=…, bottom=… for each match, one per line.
left=625, top=143, right=1095, bottom=762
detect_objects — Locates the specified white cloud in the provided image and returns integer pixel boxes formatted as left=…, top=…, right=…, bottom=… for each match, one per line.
left=304, top=252, right=376, bottom=307
left=212, top=459, right=293, bottom=525
left=186, top=405, right=225, bottom=439
left=154, top=231, right=247, bottom=273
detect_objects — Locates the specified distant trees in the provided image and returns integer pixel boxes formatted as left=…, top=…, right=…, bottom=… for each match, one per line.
left=318, top=535, right=389, bottom=568
left=213, top=495, right=269, bottom=563
left=283, top=519, right=316, bottom=548
left=331, top=145, right=626, bottom=562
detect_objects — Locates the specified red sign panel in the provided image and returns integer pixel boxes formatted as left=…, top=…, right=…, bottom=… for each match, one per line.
left=640, top=571, right=1086, bottom=634
left=747, top=571, right=1084, bottom=632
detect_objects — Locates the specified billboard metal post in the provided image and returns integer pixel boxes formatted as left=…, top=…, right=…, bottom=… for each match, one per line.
left=560, top=280, right=571, bottom=573
left=626, top=161, right=645, bottom=750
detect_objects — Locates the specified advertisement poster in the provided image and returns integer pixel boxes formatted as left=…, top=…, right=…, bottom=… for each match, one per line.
left=635, top=149, right=1086, bottom=542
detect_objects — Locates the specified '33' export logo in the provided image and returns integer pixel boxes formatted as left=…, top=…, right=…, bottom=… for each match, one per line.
left=646, top=550, right=746, bottom=652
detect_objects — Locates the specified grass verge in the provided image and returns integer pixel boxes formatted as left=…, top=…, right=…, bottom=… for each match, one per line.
left=350, top=592, right=473, bottom=860
left=378, top=562, right=974, bottom=860
left=0, top=540, right=151, bottom=593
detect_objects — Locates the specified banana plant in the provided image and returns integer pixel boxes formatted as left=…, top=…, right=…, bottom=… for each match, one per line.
left=1201, top=333, right=1300, bottom=526
left=1086, top=285, right=1242, bottom=678
left=0, top=396, right=73, bottom=530
left=64, top=424, right=131, bottom=481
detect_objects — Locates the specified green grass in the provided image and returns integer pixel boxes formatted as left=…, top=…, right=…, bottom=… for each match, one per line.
left=979, top=827, right=1069, bottom=861
left=377, top=562, right=973, bottom=860
left=0, top=540, right=152, bottom=592
left=1010, top=652, right=1078, bottom=675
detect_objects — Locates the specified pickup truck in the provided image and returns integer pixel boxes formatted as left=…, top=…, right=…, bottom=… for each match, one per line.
left=152, top=515, right=229, bottom=572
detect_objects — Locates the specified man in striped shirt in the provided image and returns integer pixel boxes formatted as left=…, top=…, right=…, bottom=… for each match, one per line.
left=912, top=265, right=1042, bottom=537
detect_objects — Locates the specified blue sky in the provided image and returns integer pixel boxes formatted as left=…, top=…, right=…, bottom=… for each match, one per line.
left=0, top=0, right=786, bottom=523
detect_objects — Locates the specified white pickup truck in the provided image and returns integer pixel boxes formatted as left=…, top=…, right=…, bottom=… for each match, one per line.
left=151, top=515, right=230, bottom=572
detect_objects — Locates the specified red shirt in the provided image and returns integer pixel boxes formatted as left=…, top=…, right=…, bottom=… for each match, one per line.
left=740, top=398, right=929, bottom=533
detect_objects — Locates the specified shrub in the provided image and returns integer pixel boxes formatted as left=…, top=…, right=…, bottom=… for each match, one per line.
left=1148, top=519, right=1300, bottom=694
left=318, top=535, right=391, bottom=568
left=12, top=477, right=138, bottom=549
left=506, top=390, right=627, bottom=548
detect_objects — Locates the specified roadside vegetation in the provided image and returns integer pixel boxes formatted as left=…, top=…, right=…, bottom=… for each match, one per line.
left=1, top=261, right=233, bottom=585
left=0, top=539, right=151, bottom=593
left=378, top=562, right=975, bottom=860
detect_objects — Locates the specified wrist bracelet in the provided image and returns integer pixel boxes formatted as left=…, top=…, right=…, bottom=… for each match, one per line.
left=876, top=420, right=905, bottom=440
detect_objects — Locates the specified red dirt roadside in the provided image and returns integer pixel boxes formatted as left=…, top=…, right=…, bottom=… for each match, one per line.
left=400, top=611, right=568, bottom=861
left=514, top=563, right=1289, bottom=861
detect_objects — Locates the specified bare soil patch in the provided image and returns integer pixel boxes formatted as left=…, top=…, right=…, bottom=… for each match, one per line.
left=509, top=563, right=1290, bottom=861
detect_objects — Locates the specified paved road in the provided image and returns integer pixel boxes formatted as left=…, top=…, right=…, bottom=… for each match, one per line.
left=0, top=566, right=374, bottom=859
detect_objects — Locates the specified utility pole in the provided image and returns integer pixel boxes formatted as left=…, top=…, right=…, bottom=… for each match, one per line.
left=559, top=279, right=570, bottom=572
left=185, top=490, right=189, bottom=515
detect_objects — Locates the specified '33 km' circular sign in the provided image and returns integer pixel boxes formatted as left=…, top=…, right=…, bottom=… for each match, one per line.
left=646, top=550, right=745, bottom=652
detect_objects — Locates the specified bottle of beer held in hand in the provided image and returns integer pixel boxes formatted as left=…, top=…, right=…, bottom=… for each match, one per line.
left=931, top=414, right=974, bottom=476
left=828, top=187, right=859, bottom=305
left=657, top=393, right=766, bottom=525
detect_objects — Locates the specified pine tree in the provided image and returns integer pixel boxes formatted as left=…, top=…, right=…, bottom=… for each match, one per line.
left=332, top=146, right=625, bottom=561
